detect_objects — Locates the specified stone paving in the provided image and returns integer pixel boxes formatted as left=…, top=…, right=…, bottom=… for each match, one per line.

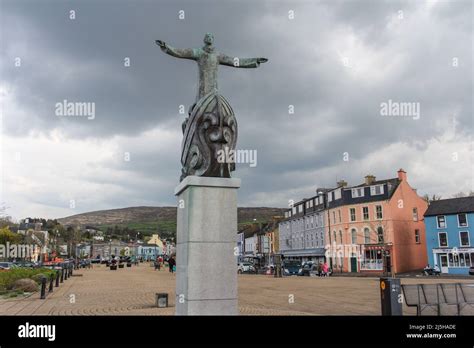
left=0, top=263, right=472, bottom=315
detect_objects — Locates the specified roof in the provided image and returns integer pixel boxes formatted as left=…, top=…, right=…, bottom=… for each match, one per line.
left=327, top=178, right=400, bottom=209
left=424, top=196, right=474, bottom=217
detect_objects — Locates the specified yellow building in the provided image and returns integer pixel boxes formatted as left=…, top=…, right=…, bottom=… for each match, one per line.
left=147, top=234, right=164, bottom=249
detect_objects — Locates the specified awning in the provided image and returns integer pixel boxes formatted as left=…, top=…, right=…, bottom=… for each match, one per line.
left=281, top=248, right=325, bottom=257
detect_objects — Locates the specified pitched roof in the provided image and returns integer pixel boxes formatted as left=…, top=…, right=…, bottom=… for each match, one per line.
left=424, top=196, right=474, bottom=217
left=327, top=178, right=400, bottom=209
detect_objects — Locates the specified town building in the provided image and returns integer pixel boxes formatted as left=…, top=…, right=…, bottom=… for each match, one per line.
left=138, top=244, right=162, bottom=260
left=325, top=169, right=428, bottom=274
left=424, top=196, right=474, bottom=275
left=278, top=168, right=428, bottom=274
left=279, top=191, right=327, bottom=264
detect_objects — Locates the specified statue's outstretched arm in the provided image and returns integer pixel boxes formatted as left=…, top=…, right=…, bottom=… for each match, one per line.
left=218, top=53, right=268, bottom=68
left=155, top=40, right=197, bottom=60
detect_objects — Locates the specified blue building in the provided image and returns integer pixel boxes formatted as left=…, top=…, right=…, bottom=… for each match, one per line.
left=138, top=245, right=162, bottom=261
left=424, top=196, right=474, bottom=275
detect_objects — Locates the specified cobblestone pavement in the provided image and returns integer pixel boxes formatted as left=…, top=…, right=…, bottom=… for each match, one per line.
left=0, top=264, right=472, bottom=315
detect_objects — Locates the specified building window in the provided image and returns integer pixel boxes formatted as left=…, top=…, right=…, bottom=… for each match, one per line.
left=298, top=205, right=303, bottom=213
left=339, top=230, right=343, bottom=244
left=448, top=253, right=459, bottom=267
left=376, top=205, right=383, bottom=219
left=292, top=207, right=296, bottom=215
left=412, top=208, right=418, bottom=222
left=362, top=207, right=369, bottom=221
left=338, top=210, right=342, bottom=223
left=460, top=231, right=470, bottom=247
left=458, top=214, right=468, bottom=227
left=364, top=228, right=370, bottom=244
left=436, top=215, right=446, bottom=229
left=351, top=229, right=357, bottom=244
left=350, top=208, right=356, bottom=222
left=333, top=231, right=337, bottom=243
left=415, top=229, right=420, bottom=244
left=332, top=211, right=336, bottom=224
left=351, top=188, right=364, bottom=198
left=370, top=185, right=384, bottom=195
left=438, top=232, right=448, bottom=247
left=377, top=227, right=384, bottom=243
left=309, top=200, right=313, bottom=208
left=361, top=249, right=383, bottom=270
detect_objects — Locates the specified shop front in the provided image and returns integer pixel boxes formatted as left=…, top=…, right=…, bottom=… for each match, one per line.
left=281, top=248, right=326, bottom=264
left=360, top=244, right=392, bottom=273
left=433, top=248, right=474, bottom=275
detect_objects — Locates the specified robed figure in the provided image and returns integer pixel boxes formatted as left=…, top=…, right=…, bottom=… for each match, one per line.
left=156, top=33, right=268, bottom=181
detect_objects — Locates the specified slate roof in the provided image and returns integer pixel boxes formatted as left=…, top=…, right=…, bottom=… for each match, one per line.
left=326, top=178, right=400, bottom=209
left=424, top=196, right=474, bottom=217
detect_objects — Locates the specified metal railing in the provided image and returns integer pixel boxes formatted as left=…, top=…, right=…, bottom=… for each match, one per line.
left=402, top=283, right=474, bottom=315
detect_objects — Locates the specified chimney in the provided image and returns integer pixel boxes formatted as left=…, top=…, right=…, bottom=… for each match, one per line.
left=336, top=180, right=347, bottom=187
left=398, top=168, right=407, bottom=181
left=364, top=175, right=376, bottom=185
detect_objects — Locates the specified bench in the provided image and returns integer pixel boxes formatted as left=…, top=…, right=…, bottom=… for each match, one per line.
left=402, top=283, right=474, bottom=316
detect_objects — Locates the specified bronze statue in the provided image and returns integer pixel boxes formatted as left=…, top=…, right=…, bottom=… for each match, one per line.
left=156, top=33, right=268, bottom=181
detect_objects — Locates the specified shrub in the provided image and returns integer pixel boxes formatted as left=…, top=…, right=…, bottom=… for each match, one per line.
left=0, top=268, right=55, bottom=291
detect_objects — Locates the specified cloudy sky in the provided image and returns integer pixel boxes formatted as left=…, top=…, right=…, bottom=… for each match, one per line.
left=0, top=0, right=472, bottom=220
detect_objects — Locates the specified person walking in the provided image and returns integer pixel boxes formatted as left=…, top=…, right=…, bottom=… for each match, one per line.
left=168, top=256, right=176, bottom=274
left=322, top=262, right=329, bottom=277
left=317, top=262, right=323, bottom=277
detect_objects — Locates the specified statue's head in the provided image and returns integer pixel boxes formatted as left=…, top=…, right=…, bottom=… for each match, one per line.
left=203, top=33, right=214, bottom=46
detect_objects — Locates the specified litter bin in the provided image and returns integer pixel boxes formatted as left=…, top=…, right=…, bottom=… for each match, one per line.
left=155, top=293, right=168, bottom=308
left=380, top=277, right=402, bottom=316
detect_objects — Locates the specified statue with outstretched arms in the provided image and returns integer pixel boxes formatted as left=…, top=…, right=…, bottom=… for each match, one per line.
left=155, top=33, right=268, bottom=180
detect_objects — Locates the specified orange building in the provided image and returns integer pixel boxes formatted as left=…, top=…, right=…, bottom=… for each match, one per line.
left=325, top=169, right=428, bottom=274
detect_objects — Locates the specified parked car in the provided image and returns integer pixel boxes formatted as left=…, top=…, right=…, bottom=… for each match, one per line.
left=237, top=262, right=255, bottom=274
left=469, top=266, right=474, bottom=276
left=14, top=261, right=36, bottom=268
left=299, top=262, right=316, bottom=276
left=0, top=262, right=18, bottom=270
left=283, top=260, right=301, bottom=276
left=90, top=258, right=101, bottom=264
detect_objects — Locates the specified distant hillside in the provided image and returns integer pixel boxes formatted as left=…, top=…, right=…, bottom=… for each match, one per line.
left=57, top=206, right=285, bottom=238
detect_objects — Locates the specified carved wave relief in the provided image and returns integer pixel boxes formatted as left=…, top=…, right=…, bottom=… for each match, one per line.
left=180, top=92, right=237, bottom=181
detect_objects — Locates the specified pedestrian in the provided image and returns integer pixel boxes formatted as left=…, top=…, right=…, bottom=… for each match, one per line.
left=168, top=256, right=176, bottom=273
left=317, top=262, right=323, bottom=277
left=322, top=262, right=329, bottom=277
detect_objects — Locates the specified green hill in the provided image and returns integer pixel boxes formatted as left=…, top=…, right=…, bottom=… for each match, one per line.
left=57, top=206, right=285, bottom=240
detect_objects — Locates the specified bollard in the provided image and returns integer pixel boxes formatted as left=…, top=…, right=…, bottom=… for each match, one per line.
left=380, top=277, right=403, bottom=316
left=49, top=274, right=54, bottom=293
left=40, top=276, right=47, bottom=299
left=55, top=270, right=60, bottom=287
left=155, top=293, right=169, bottom=308
left=60, top=268, right=64, bottom=283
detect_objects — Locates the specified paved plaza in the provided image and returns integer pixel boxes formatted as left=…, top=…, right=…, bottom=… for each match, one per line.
left=0, top=264, right=472, bottom=316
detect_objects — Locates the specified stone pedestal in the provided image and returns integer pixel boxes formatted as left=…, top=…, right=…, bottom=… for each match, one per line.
left=174, top=176, right=240, bottom=315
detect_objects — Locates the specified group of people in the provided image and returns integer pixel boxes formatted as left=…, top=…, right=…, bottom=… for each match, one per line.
left=317, top=262, right=331, bottom=277
left=154, top=255, right=176, bottom=273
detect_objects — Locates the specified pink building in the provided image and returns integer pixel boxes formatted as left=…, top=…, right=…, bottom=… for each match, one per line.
left=325, top=169, right=428, bottom=274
